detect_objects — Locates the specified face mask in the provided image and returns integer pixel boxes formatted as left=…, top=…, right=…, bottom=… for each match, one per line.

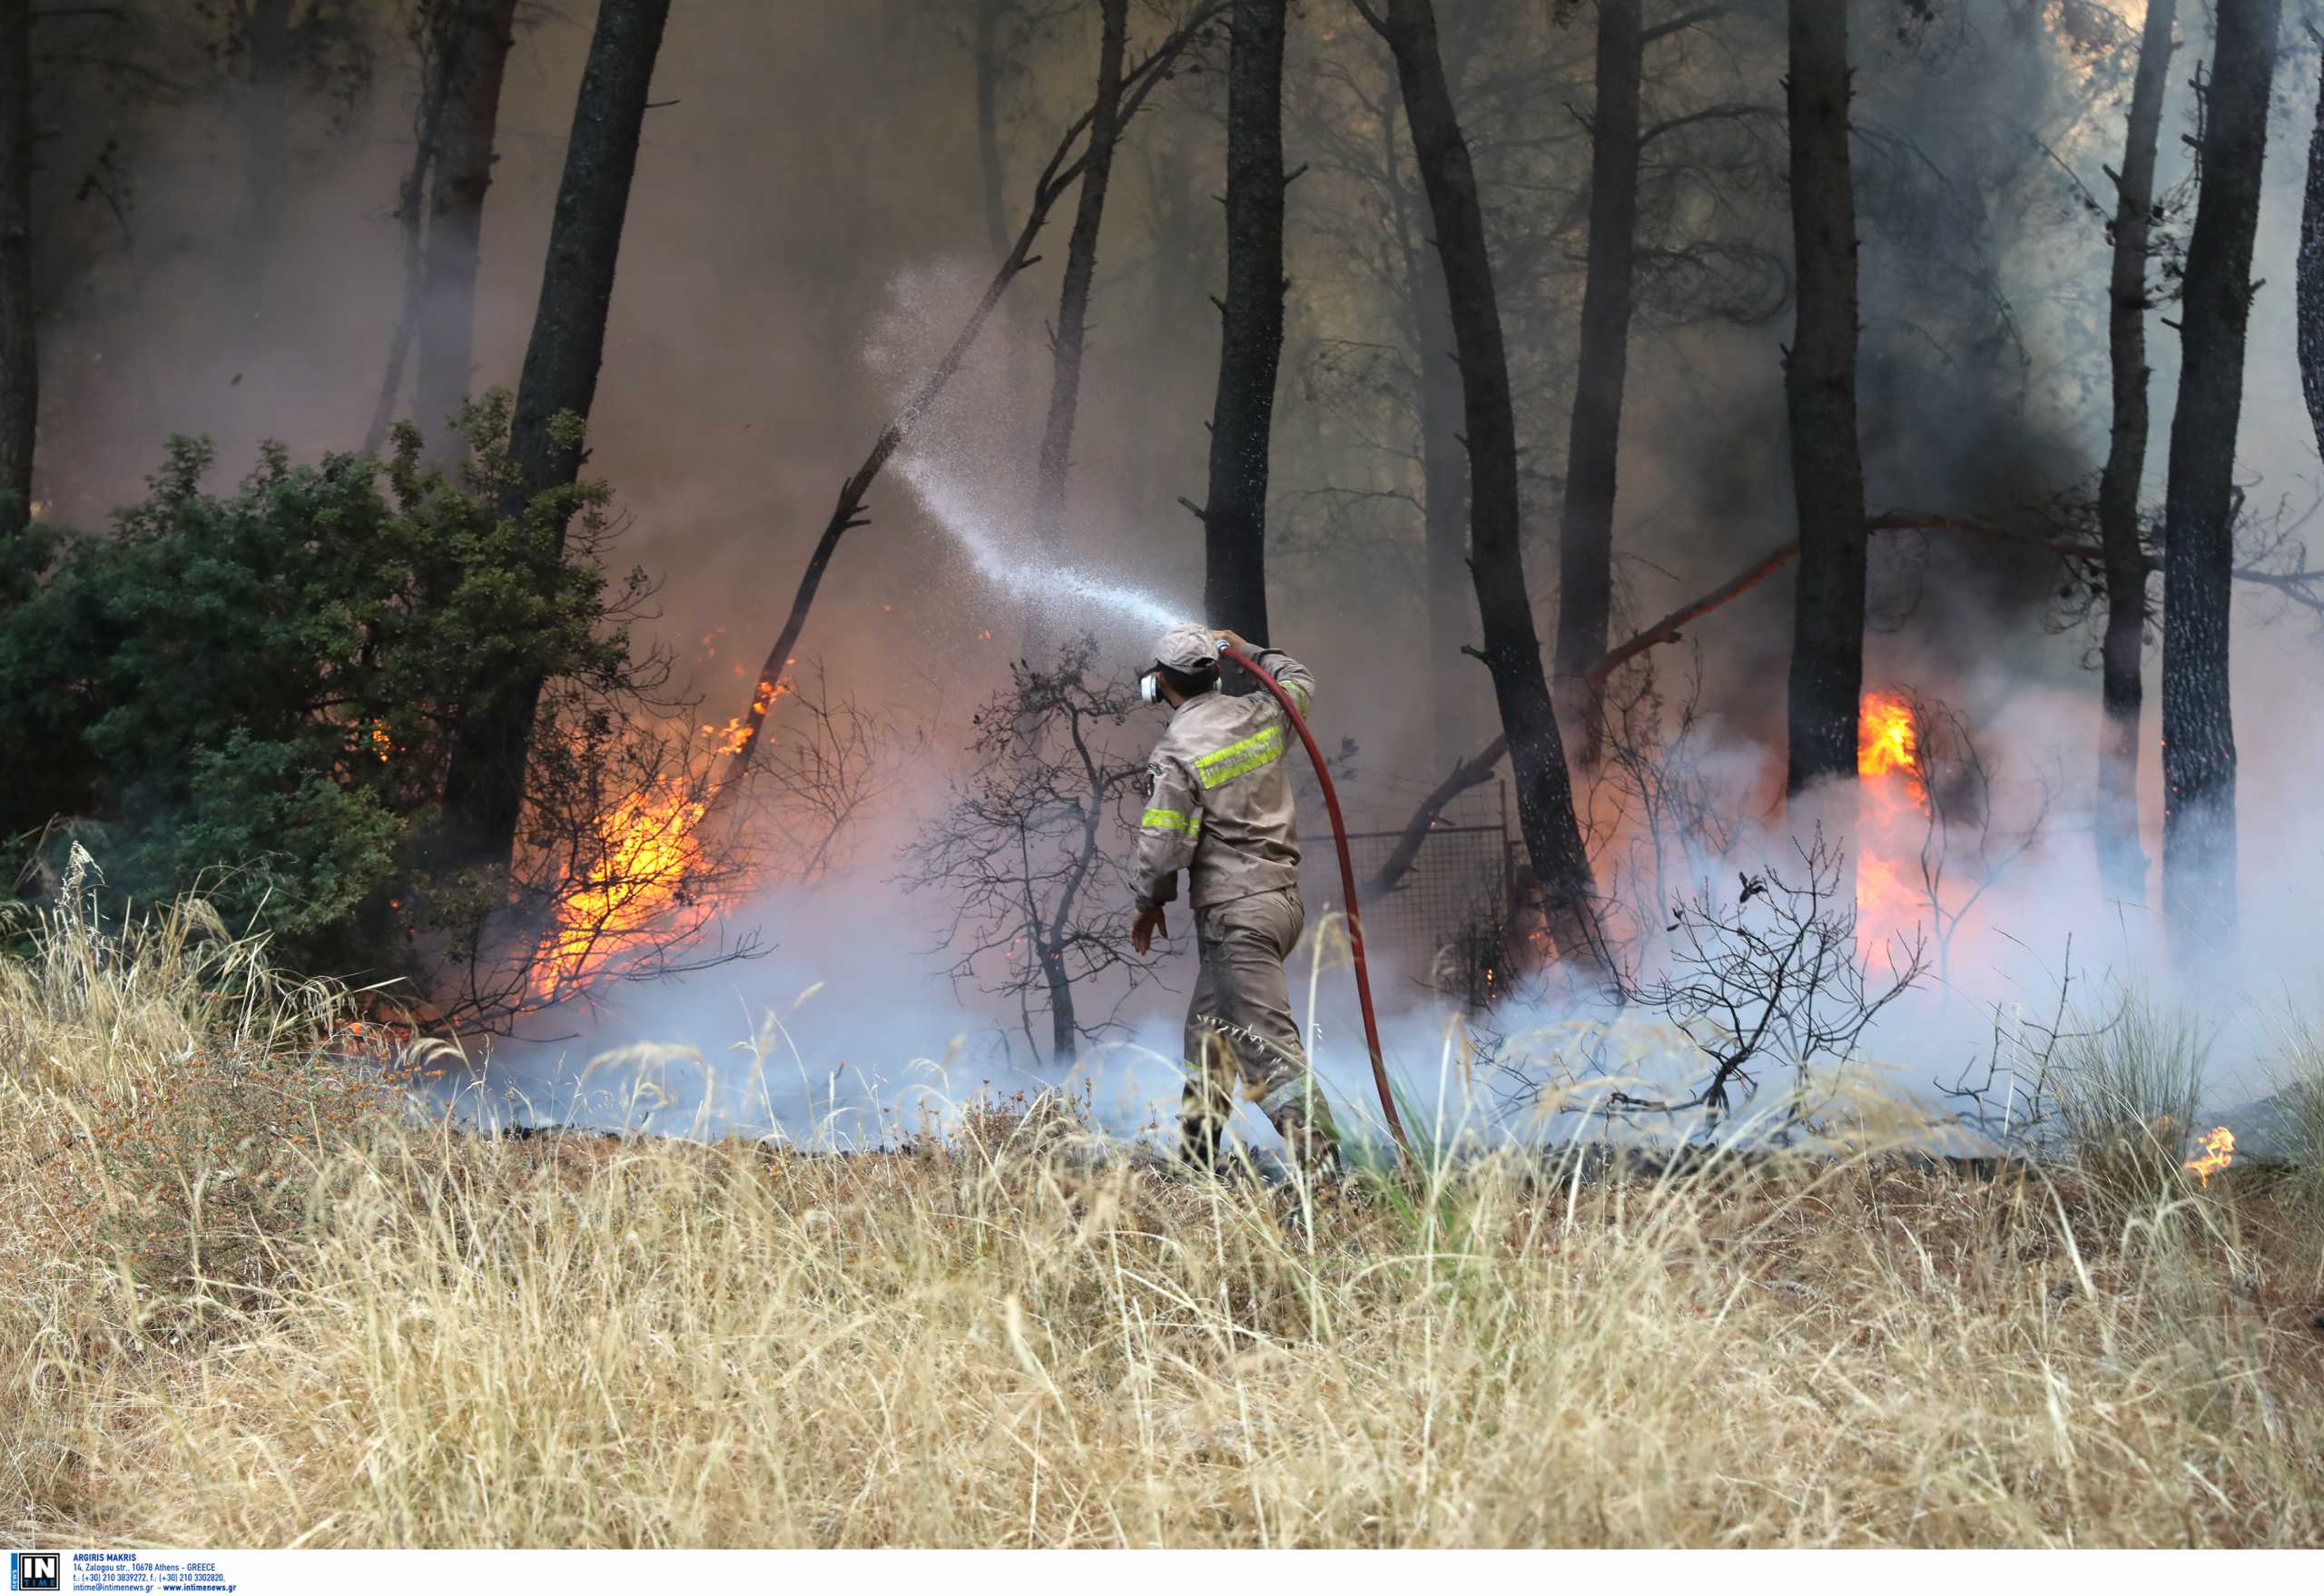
left=1138, top=671, right=1161, bottom=705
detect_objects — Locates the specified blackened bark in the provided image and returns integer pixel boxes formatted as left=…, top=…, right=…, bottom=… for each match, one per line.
left=1372, top=0, right=1605, bottom=972
left=1553, top=0, right=1642, bottom=763
left=2162, top=0, right=2280, bottom=951
left=0, top=0, right=33, bottom=543
left=713, top=9, right=1224, bottom=804
left=2299, top=21, right=2324, bottom=516
left=1030, top=0, right=1128, bottom=578
left=417, top=0, right=521, bottom=450
left=442, top=0, right=670, bottom=867
left=2095, top=0, right=2176, bottom=907
left=1780, top=0, right=1867, bottom=803
left=1200, top=0, right=1288, bottom=651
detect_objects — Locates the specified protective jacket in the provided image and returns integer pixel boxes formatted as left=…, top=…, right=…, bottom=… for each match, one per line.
left=1131, top=648, right=1315, bottom=912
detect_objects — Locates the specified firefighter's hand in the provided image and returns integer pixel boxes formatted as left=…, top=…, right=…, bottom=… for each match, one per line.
left=1130, top=903, right=1167, bottom=955
left=1214, top=627, right=1255, bottom=655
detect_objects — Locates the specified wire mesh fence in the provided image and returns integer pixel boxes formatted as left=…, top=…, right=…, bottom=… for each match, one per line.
left=1298, top=780, right=1517, bottom=1006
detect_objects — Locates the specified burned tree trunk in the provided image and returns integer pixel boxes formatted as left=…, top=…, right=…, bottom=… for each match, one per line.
left=2298, top=18, right=2324, bottom=511
left=1369, top=0, right=1605, bottom=972
left=2162, top=0, right=2280, bottom=951
left=1029, top=0, right=1128, bottom=588
left=713, top=10, right=1223, bottom=803
left=442, top=0, right=671, bottom=868
left=1552, top=0, right=1642, bottom=764
left=1199, top=0, right=1288, bottom=651
left=1780, top=0, right=1868, bottom=807
left=2094, top=0, right=2175, bottom=908
left=0, top=0, right=34, bottom=544
left=416, top=0, right=522, bottom=450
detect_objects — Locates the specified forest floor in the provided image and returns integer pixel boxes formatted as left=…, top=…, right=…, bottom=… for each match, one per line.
left=5, top=902, right=2324, bottom=1548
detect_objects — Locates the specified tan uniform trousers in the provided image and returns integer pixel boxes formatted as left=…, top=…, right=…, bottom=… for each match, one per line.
left=1180, top=885, right=1343, bottom=1178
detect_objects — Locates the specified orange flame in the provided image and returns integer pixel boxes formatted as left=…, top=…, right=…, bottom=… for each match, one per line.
left=1855, top=689, right=1926, bottom=958
left=1858, top=692, right=1919, bottom=782
left=532, top=781, right=711, bottom=1001
left=2182, top=1125, right=2234, bottom=1186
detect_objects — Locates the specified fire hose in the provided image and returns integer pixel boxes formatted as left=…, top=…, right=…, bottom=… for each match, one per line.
left=1217, top=642, right=1411, bottom=1158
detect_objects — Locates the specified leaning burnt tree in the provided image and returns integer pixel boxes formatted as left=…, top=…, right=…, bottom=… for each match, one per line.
left=1198, top=0, right=1290, bottom=657
left=442, top=0, right=671, bottom=869
left=417, top=0, right=523, bottom=454
left=0, top=0, right=32, bottom=545
left=1364, top=0, right=1606, bottom=973
left=710, top=7, right=1225, bottom=802
left=1029, top=0, right=1129, bottom=605
left=1551, top=0, right=1641, bottom=764
left=1780, top=0, right=1867, bottom=813
left=2299, top=18, right=2324, bottom=564
left=2093, top=0, right=2178, bottom=908
left=2162, top=0, right=2280, bottom=951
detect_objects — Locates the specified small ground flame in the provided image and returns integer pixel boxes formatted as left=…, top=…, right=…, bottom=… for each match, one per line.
left=2183, top=1125, right=2234, bottom=1186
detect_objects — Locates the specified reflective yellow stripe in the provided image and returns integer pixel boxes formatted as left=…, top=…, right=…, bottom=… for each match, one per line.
left=1140, top=807, right=1201, bottom=838
left=1287, top=682, right=1310, bottom=715
left=1195, top=723, right=1286, bottom=788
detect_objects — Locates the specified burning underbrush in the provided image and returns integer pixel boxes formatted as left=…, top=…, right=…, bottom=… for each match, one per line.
left=5, top=893, right=2324, bottom=1547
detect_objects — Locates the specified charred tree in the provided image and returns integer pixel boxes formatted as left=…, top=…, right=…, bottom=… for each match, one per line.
left=713, top=10, right=1224, bottom=802
left=442, top=0, right=671, bottom=868
left=417, top=0, right=522, bottom=451
left=2094, top=0, right=2176, bottom=908
left=1198, top=0, right=1289, bottom=653
left=2162, top=0, right=2280, bottom=950
left=1366, top=0, right=1606, bottom=972
left=1780, top=0, right=1867, bottom=808
left=2299, top=18, right=2324, bottom=500
left=1029, top=0, right=1128, bottom=589
left=0, top=0, right=32, bottom=544
left=1552, top=0, right=1642, bottom=764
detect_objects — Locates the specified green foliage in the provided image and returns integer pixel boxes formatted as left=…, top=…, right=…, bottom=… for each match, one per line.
left=0, top=396, right=652, bottom=979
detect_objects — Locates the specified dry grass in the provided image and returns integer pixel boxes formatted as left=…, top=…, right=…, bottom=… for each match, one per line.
left=5, top=898, right=2323, bottom=1548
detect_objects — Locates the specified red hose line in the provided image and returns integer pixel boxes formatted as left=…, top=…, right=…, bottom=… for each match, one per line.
left=1218, top=644, right=1410, bottom=1158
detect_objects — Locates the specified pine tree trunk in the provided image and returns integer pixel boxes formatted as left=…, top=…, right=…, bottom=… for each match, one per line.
left=0, top=0, right=34, bottom=544
left=416, top=0, right=521, bottom=452
left=1029, top=0, right=1128, bottom=616
left=442, top=0, right=671, bottom=868
left=2162, top=0, right=2280, bottom=952
left=1552, top=0, right=1642, bottom=764
left=1201, top=0, right=1288, bottom=651
left=2094, top=0, right=2175, bottom=908
left=1374, top=0, right=1604, bottom=972
left=1780, top=0, right=1868, bottom=817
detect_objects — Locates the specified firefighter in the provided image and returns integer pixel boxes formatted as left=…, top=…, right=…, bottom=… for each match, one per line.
left=1128, top=623, right=1344, bottom=1185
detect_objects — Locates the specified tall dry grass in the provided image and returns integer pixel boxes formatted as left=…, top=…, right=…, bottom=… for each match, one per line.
left=4, top=891, right=2322, bottom=1548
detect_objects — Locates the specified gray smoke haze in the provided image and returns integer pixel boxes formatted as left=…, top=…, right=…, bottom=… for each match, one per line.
left=31, top=1, right=2324, bottom=1147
